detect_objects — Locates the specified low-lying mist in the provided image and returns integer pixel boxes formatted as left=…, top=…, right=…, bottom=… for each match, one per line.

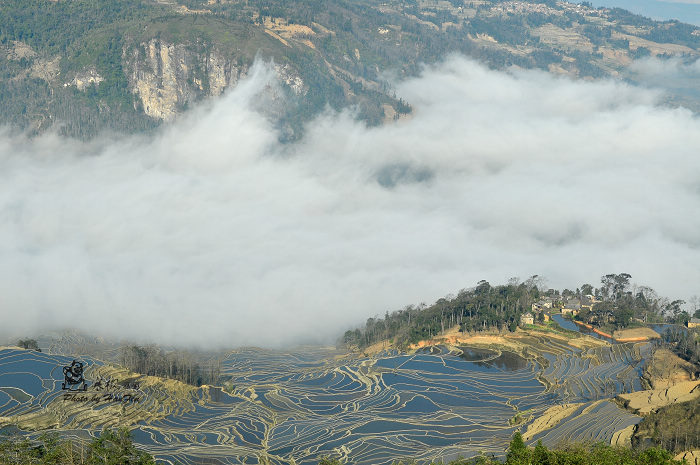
left=1, top=56, right=699, bottom=349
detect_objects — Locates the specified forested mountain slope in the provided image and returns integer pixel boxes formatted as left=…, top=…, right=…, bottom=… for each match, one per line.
left=1, top=0, right=699, bottom=138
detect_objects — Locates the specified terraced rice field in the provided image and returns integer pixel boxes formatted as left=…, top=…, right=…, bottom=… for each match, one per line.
left=0, top=339, right=646, bottom=465
left=541, top=341, right=650, bottom=401
left=0, top=349, right=99, bottom=421
left=524, top=400, right=640, bottom=446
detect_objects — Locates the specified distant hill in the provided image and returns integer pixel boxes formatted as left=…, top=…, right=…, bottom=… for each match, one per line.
left=1, top=0, right=699, bottom=138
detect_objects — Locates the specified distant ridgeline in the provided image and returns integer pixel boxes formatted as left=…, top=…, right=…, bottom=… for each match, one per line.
left=1, top=0, right=700, bottom=138
left=342, top=273, right=697, bottom=350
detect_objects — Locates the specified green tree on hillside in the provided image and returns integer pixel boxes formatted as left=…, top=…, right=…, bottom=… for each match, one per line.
left=88, top=428, right=154, bottom=465
left=532, top=440, right=549, bottom=465
left=505, top=432, right=530, bottom=465
left=17, top=338, right=41, bottom=351
left=0, top=429, right=155, bottom=465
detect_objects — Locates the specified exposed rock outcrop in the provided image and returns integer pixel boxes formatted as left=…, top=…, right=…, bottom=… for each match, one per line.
left=123, top=38, right=305, bottom=121
left=274, top=63, right=306, bottom=96
left=124, top=39, right=242, bottom=120
left=64, top=67, right=104, bottom=90
left=3, top=41, right=61, bottom=84
left=6, top=41, right=38, bottom=61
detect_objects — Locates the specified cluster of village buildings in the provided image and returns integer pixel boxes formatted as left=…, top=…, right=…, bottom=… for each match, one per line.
left=519, top=295, right=700, bottom=329
left=519, top=295, right=598, bottom=327
left=488, top=1, right=561, bottom=16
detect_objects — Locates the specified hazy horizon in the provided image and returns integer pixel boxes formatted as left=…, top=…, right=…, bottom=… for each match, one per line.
left=584, top=0, right=700, bottom=26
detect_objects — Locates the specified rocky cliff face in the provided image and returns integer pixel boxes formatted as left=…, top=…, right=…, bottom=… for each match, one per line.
left=123, top=38, right=305, bottom=121
left=124, top=39, right=243, bottom=120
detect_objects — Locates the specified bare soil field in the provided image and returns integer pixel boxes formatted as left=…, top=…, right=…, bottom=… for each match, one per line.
left=523, top=403, right=582, bottom=441
left=675, top=450, right=700, bottom=465
left=613, top=327, right=661, bottom=342
left=617, top=380, right=700, bottom=414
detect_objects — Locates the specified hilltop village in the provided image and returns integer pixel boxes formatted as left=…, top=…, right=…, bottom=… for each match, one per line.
left=523, top=294, right=660, bottom=342
left=344, top=273, right=698, bottom=349
left=340, top=275, right=700, bottom=462
left=525, top=292, right=698, bottom=344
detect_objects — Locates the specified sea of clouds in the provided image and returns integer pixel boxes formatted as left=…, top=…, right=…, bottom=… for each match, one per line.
left=1, top=56, right=699, bottom=348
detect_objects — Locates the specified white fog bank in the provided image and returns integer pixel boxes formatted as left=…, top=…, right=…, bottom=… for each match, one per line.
left=1, top=56, right=699, bottom=348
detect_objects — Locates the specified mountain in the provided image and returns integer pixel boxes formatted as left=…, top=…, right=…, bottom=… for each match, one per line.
left=1, top=0, right=699, bottom=139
